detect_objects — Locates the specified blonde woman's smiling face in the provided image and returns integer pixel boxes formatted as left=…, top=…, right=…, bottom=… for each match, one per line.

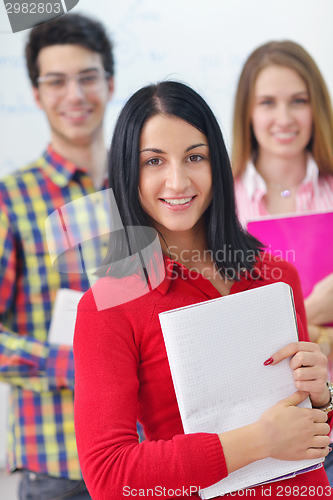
left=138, top=114, right=213, bottom=236
left=251, top=65, right=313, bottom=161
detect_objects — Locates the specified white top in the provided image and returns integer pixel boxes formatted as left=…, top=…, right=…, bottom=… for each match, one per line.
left=234, top=154, right=333, bottom=227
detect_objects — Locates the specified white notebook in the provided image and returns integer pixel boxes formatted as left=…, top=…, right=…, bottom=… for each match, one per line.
left=48, top=288, right=84, bottom=346
left=159, top=282, right=322, bottom=498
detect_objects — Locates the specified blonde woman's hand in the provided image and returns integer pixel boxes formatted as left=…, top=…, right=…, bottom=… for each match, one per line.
left=305, top=273, right=333, bottom=325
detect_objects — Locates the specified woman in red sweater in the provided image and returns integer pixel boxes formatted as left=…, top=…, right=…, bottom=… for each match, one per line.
left=73, top=82, right=333, bottom=499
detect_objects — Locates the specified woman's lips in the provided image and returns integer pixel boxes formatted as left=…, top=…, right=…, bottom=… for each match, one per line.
left=160, top=196, right=196, bottom=211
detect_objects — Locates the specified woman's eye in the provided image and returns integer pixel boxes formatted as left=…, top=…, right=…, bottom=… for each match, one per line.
left=146, top=158, right=162, bottom=166
left=188, top=154, right=203, bottom=162
left=293, top=98, right=308, bottom=105
left=260, top=100, right=274, bottom=106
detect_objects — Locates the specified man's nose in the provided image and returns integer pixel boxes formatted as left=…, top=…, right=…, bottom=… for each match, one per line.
left=65, top=78, right=85, bottom=100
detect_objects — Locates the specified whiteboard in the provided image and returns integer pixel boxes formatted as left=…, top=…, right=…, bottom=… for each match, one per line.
left=0, top=0, right=332, bottom=468
left=0, top=0, right=333, bottom=174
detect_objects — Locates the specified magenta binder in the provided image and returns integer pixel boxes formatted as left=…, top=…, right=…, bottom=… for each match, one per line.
left=247, top=211, right=333, bottom=298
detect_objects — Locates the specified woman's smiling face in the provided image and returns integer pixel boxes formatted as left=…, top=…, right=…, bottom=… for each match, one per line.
left=138, top=114, right=213, bottom=236
left=251, top=65, right=313, bottom=161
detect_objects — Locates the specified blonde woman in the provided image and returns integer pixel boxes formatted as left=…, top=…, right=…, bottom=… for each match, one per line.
left=232, top=40, right=333, bottom=482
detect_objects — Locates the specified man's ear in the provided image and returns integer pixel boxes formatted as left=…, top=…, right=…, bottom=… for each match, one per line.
left=32, top=85, right=44, bottom=110
left=107, top=77, right=114, bottom=102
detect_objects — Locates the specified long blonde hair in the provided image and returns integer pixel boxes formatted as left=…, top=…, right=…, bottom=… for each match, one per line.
left=232, top=40, right=333, bottom=177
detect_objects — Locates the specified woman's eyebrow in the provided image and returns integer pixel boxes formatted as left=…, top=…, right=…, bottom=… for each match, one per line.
left=255, top=91, right=309, bottom=99
left=291, top=91, right=310, bottom=97
left=139, top=148, right=165, bottom=154
left=139, top=143, right=208, bottom=154
left=185, top=143, right=208, bottom=152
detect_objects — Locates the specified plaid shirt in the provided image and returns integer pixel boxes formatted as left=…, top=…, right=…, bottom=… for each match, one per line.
left=0, top=146, right=108, bottom=479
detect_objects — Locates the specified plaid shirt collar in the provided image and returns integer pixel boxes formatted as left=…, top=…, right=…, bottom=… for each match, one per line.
left=37, top=145, right=102, bottom=188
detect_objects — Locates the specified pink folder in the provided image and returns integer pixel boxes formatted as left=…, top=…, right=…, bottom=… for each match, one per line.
left=247, top=211, right=333, bottom=298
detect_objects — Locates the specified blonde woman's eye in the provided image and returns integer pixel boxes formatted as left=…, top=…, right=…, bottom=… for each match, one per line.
left=260, top=99, right=274, bottom=106
left=293, top=98, right=308, bottom=105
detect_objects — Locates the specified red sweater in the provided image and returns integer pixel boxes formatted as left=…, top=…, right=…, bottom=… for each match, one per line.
left=74, top=256, right=333, bottom=499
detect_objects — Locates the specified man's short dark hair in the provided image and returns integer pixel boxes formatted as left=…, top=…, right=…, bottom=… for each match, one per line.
left=26, top=13, right=114, bottom=87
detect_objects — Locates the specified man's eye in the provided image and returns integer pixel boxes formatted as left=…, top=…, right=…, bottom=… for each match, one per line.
left=48, top=79, right=65, bottom=87
left=80, top=75, right=99, bottom=85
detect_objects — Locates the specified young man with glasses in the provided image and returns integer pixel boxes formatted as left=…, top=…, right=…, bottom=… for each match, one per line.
left=0, top=13, right=114, bottom=500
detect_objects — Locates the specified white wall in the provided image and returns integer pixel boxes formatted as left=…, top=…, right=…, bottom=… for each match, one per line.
left=0, top=384, right=9, bottom=468
left=0, top=0, right=332, bottom=467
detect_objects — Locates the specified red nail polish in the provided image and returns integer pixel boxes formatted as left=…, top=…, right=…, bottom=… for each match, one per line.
left=263, top=357, right=274, bottom=366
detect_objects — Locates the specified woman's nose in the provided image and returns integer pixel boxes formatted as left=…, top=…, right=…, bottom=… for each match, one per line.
left=275, top=103, right=294, bottom=125
left=165, top=163, right=191, bottom=192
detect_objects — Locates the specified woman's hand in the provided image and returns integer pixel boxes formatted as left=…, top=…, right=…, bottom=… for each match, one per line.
left=264, top=342, right=329, bottom=408
left=308, top=324, right=333, bottom=360
left=219, top=390, right=330, bottom=473
left=305, top=273, right=333, bottom=325
left=258, top=391, right=330, bottom=461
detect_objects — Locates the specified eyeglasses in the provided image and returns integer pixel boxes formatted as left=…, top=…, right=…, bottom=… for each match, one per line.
left=36, top=71, right=111, bottom=96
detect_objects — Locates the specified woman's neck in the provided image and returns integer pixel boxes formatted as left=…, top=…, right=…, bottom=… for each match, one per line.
left=159, top=226, right=208, bottom=267
left=158, top=224, right=234, bottom=296
left=254, top=150, right=308, bottom=215
left=255, top=150, right=307, bottom=189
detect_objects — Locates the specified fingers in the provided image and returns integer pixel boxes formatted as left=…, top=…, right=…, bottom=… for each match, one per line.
left=289, top=350, right=327, bottom=371
left=292, top=364, right=327, bottom=382
left=264, top=342, right=319, bottom=366
left=260, top=395, right=330, bottom=461
left=304, top=446, right=331, bottom=460
left=264, top=342, right=329, bottom=409
left=309, top=410, right=331, bottom=455
left=281, top=390, right=310, bottom=407
left=293, top=374, right=327, bottom=394
left=312, top=408, right=329, bottom=423
left=313, top=423, right=331, bottom=437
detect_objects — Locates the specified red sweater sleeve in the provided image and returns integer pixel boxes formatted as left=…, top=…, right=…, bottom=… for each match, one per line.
left=73, top=287, right=227, bottom=500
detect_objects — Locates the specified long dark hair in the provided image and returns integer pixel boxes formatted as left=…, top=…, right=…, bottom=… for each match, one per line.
left=103, top=81, right=262, bottom=280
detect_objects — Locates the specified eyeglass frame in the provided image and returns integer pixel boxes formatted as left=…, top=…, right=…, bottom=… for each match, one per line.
left=36, top=70, right=111, bottom=94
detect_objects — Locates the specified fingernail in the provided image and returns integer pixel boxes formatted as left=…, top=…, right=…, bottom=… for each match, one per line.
left=329, top=447, right=332, bottom=452
left=263, top=357, right=274, bottom=366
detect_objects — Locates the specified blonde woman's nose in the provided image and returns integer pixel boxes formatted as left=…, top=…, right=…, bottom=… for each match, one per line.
left=275, top=103, right=294, bottom=125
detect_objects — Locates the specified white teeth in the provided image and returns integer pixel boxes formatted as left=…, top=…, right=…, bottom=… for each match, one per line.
left=273, top=132, right=296, bottom=139
left=163, top=197, right=193, bottom=205
left=63, top=111, right=89, bottom=118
